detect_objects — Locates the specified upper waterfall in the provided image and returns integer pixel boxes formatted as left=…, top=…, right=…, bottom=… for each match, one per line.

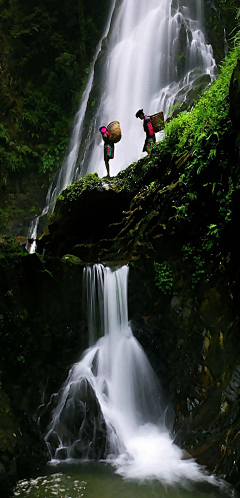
left=75, top=0, right=216, bottom=178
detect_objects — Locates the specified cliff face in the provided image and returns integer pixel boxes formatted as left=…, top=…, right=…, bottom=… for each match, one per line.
left=205, top=0, right=239, bottom=64
left=1, top=50, right=240, bottom=495
left=37, top=52, right=240, bottom=486
left=1, top=1, right=239, bottom=237
left=1, top=25, right=240, bottom=498
left=0, top=237, right=88, bottom=496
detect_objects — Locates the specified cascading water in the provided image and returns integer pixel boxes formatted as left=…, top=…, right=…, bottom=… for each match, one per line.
left=78, top=0, right=216, bottom=178
left=28, top=0, right=217, bottom=250
left=45, top=264, right=218, bottom=486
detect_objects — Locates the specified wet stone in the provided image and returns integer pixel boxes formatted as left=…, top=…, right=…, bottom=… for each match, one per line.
left=55, top=447, right=68, bottom=460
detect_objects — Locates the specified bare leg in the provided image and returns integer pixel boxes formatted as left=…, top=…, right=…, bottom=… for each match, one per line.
left=105, top=158, right=110, bottom=177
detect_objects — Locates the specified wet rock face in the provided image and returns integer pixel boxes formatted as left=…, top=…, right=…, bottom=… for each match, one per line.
left=204, top=0, right=239, bottom=65
left=38, top=176, right=134, bottom=259
left=128, top=254, right=240, bottom=489
left=0, top=237, right=89, bottom=493
left=170, top=72, right=212, bottom=120
left=225, top=365, right=240, bottom=403
left=45, top=379, right=107, bottom=460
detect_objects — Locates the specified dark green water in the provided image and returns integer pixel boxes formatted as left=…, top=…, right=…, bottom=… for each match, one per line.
left=14, top=461, right=233, bottom=498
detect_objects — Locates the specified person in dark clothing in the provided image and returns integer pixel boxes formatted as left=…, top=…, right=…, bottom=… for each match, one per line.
left=136, top=109, right=156, bottom=154
left=99, top=126, right=114, bottom=177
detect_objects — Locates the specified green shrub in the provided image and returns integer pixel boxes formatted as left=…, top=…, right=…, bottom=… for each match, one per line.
left=154, top=261, right=173, bottom=295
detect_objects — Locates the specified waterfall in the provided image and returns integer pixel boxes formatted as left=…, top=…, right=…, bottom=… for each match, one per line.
left=27, top=0, right=217, bottom=250
left=79, top=0, right=216, bottom=178
left=45, top=264, right=218, bottom=486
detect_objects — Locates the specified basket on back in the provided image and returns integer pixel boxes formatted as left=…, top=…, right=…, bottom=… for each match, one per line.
left=107, top=121, right=122, bottom=143
left=150, top=111, right=164, bottom=133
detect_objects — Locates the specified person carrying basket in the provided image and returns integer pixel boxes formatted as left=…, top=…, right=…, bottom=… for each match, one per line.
left=99, top=121, right=121, bottom=177
left=136, top=109, right=156, bottom=154
left=99, top=126, right=114, bottom=177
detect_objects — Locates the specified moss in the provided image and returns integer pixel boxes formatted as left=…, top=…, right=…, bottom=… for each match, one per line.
left=57, top=173, right=104, bottom=204
left=62, top=254, right=83, bottom=265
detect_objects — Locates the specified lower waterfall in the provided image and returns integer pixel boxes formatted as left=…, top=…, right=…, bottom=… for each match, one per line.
left=45, top=264, right=217, bottom=486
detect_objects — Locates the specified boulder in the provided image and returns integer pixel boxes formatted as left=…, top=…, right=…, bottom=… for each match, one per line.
left=45, top=378, right=107, bottom=460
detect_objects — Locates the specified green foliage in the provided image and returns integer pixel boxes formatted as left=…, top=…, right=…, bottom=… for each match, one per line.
left=40, top=138, right=68, bottom=176
left=0, top=0, right=110, bottom=183
left=62, top=254, right=82, bottom=265
left=154, top=261, right=173, bottom=295
left=131, top=41, right=240, bottom=288
left=57, top=173, right=102, bottom=204
left=182, top=244, right=207, bottom=287
left=152, top=42, right=240, bottom=251
left=231, top=9, right=240, bottom=47
left=158, top=43, right=240, bottom=163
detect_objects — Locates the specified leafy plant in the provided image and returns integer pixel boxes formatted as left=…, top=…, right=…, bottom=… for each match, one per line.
left=0, top=0, right=110, bottom=186
left=154, top=261, right=173, bottom=295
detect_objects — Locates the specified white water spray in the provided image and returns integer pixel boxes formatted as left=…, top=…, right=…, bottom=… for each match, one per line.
left=77, top=0, right=216, bottom=178
left=28, top=0, right=216, bottom=249
left=45, top=264, right=217, bottom=486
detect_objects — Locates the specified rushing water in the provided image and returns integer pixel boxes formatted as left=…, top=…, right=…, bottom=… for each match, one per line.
left=28, top=0, right=217, bottom=250
left=78, top=0, right=216, bottom=178
left=15, top=265, right=235, bottom=497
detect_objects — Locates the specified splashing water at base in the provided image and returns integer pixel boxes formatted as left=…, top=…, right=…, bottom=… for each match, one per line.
left=44, top=265, right=222, bottom=488
left=113, top=425, right=211, bottom=484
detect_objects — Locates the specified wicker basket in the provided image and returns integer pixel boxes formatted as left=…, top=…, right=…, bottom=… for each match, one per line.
left=107, top=121, right=122, bottom=143
left=150, top=111, right=164, bottom=133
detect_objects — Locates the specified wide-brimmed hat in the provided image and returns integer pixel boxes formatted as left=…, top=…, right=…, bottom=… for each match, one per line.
left=135, top=109, right=144, bottom=118
left=99, top=126, right=107, bottom=133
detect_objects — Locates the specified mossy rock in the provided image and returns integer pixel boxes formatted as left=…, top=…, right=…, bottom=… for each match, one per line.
left=62, top=254, right=83, bottom=265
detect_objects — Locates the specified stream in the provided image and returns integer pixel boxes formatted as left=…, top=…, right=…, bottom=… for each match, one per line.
left=14, top=461, right=230, bottom=498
